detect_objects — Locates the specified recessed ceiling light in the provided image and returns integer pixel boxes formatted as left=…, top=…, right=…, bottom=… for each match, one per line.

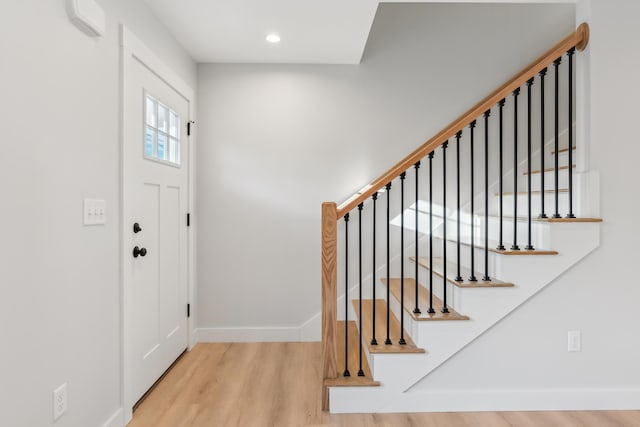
left=266, top=34, right=281, bottom=43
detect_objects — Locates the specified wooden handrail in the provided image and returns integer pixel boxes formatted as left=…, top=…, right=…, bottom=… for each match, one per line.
left=335, top=23, right=589, bottom=219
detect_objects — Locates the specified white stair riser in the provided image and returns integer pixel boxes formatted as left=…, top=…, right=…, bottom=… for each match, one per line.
left=441, top=237, right=502, bottom=278
left=485, top=216, right=551, bottom=248
left=541, top=146, right=573, bottom=167
left=525, top=168, right=571, bottom=192
left=435, top=219, right=551, bottom=249
left=498, top=191, right=573, bottom=218
left=556, top=149, right=572, bottom=166
left=383, top=277, right=462, bottom=340
left=427, top=216, right=552, bottom=249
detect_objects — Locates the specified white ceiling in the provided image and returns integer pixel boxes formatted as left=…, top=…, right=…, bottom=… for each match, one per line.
left=142, top=0, right=379, bottom=64
left=142, top=0, right=576, bottom=64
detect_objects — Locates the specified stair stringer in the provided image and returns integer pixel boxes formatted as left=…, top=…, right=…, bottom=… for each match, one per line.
left=329, top=221, right=600, bottom=413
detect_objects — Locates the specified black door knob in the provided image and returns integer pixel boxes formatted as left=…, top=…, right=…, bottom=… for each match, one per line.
left=133, top=222, right=142, bottom=233
left=133, top=246, right=147, bottom=258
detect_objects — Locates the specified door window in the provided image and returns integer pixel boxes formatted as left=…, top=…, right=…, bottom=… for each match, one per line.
left=144, top=93, right=181, bottom=165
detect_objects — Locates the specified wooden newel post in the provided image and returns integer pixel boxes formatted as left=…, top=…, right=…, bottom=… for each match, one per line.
left=321, top=202, right=338, bottom=411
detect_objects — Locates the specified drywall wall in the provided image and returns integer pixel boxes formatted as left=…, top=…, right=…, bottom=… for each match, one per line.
left=408, top=0, right=640, bottom=397
left=0, top=1, right=195, bottom=426
left=196, top=3, right=575, bottom=338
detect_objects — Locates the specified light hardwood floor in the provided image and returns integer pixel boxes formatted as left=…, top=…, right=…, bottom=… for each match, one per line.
left=129, top=342, right=640, bottom=427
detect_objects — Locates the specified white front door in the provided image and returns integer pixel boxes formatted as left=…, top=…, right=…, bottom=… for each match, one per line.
left=122, top=38, right=190, bottom=406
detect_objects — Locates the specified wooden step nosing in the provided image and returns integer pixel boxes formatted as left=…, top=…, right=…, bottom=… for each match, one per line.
left=435, top=236, right=559, bottom=255
left=486, top=214, right=603, bottom=223
left=404, top=307, right=470, bottom=321
left=324, top=378, right=381, bottom=387
left=409, top=309, right=470, bottom=321
left=367, top=345, right=425, bottom=354
left=498, top=188, right=569, bottom=196
left=551, top=146, right=576, bottom=155
left=524, top=164, right=575, bottom=175
left=545, top=217, right=603, bottom=223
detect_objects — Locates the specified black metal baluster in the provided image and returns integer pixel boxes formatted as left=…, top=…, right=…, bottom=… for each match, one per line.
left=399, top=172, right=407, bottom=345
left=567, top=48, right=576, bottom=218
left=343, top=213, right=350, bottom=377
left=525, top=78, right=535, bottom=251
left=371, top=193, right=378, bottom=346
left=442, top=142, right=450, bottom=313
left=483, top=110, right=491, bottom=280
left=512, top=88, right=521, bottom=251
left=455, top=131, right=463, bottom=281
left=553, top=57, right=562, bottom=219
left=384, top=183, right=392, bottom=345
left=539, top=68, right=548, bottom=219
left=357, top=203, right=364, bottom=377
left=427, top=152, right=435, bottom=314
left=469, top=121, right=478, bottom=281
left=497, top=100, right=506, bottom=251
left=413, top=162, right=421, bottom=315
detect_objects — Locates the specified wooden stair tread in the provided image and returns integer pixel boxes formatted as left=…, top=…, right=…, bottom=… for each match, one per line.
left=487, top=214, right=603, bottom=223
left=492, top=247, right=557, bottom=255
left=381, top=278, right=469, bottom=321
left=352, top=299, right=425, bottom=354
left=437, top=235, right=559, bottom=255
left=524, top=165, right=575, bottom=175
left=498, top=188, right=568, bottom=196
left=551, top=146, right=576, bottom=154
left=544, top=217, right=603, bottom=222
left=326, top=321, right=380, bottom=387
left=411, top=256, right=514, bottom=288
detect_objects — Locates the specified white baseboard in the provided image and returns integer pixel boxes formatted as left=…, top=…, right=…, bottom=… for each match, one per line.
left=198, top=326, right=302, bottom=342
left=337, top=388, right=640, bottom=413
left=99, top=408, right=123, bottom=427
left=197, top=312, right=322, bottom=343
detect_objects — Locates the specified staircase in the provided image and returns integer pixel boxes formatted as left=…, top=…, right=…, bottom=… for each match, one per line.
left=321, top=23, right=600, bottom=413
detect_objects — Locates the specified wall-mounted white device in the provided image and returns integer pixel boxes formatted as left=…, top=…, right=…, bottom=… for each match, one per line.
left=84, top=198, right=106, bottom=225
left=67, top=0, right=106, bottom=37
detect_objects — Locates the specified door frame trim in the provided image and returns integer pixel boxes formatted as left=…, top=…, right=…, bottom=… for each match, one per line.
left=119, top=25, right=196, bottom=424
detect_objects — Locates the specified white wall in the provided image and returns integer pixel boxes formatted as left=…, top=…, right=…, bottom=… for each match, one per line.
left=0, top=1, right=195, bottom=426
left=196, top=4, right=575, bottom=338
left=408, top=0, right=640, bottom=394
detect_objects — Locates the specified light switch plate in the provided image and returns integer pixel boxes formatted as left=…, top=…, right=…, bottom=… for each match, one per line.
left=84, top=199, right=106, bottom=225
left=568, top=330, right=581, bottom=352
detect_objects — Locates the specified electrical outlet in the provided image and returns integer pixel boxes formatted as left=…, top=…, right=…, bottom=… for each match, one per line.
left=53, top=383, right=68, bottom=421
left=568, top=330, right=581, bottom=352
